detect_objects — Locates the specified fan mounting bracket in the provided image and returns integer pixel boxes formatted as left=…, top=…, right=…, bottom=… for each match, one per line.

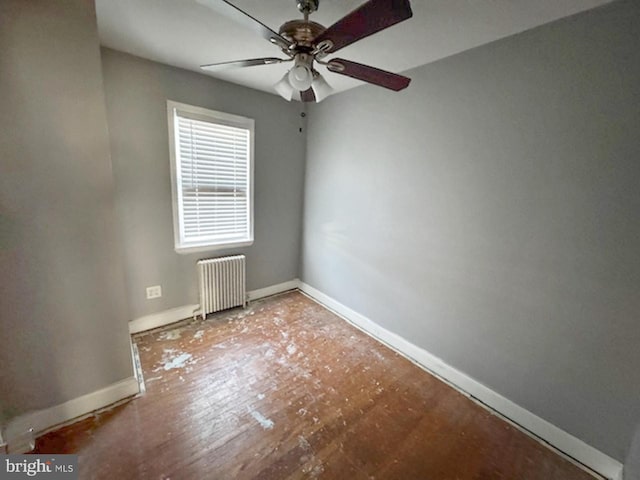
left=296, top=0, right=319, bottom=15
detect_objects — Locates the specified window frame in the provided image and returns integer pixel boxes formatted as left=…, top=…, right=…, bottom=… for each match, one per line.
left=167, top=100, right=255, bottom=254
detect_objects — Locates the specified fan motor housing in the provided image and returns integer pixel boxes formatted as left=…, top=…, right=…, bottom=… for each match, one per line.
left=279, top=20, right=325, bottom=48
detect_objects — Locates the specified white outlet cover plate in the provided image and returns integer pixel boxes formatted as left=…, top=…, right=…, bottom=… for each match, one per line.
left=146, top=285, right=162, bottom=299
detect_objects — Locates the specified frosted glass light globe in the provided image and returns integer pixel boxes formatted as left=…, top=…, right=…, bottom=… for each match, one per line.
left=274, top=72, right=294, bottom=101
left=288, top=65, right=313, bottom=91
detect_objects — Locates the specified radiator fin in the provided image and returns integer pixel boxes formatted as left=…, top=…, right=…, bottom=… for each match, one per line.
left=197, top=255, right=246, bottom=319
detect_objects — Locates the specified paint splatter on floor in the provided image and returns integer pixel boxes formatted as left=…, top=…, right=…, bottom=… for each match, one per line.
left=298, top=435, right=311, bottom=451
left=249, top=409, right=274, bottom=430
left=156, top=350, right=193, bottom=371
left=158, top=330, right=183, bottom=341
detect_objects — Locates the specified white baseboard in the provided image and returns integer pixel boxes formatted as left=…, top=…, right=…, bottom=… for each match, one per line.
left=248, top=279, right=300, bottom=301
left=298, top=281, right=623, bottom=480
left=3, top=376, right=140, bottom=453
left=129, top=304, right=199, bottom=334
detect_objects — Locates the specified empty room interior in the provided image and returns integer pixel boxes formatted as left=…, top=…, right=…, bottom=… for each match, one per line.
left=1, top=0, right=639, bottom=478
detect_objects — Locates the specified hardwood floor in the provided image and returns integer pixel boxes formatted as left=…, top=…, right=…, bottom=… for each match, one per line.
left=35, top=291, right=596, bottom=479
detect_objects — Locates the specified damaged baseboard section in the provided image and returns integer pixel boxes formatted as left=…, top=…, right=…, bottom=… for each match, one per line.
left=1, top=376, right=140, bottom=453
left=129, top=304, right=200, bottom=334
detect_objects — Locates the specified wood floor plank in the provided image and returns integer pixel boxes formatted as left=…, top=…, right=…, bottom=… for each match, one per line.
left=34, top=291, right=597, bottom=480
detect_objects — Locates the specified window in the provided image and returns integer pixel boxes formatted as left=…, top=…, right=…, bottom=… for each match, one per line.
left=168, top=101, right=254, bottom=253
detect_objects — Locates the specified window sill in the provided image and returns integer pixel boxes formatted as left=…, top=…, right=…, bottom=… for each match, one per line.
left=175, top=240, right=254, bottom=255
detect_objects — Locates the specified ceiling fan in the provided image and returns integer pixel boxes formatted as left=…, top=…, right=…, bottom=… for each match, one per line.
left=197, top=0, right=413, bottom=102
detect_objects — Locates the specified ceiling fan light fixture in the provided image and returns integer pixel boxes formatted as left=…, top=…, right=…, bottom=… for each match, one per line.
left=285, top=53, right=315, bottom=91
left=311, top=73, right=333, bottom=102
left=198, top=0, right=413, bottom=102
left=274, top=73, right=294, bottom=101
left=288, top=65, right=314, bottom=91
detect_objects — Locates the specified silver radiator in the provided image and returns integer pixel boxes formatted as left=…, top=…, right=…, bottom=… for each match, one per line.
left=197, top=255, right=246, bottom=319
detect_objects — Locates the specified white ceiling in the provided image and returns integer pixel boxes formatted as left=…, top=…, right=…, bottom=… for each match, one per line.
left=96, top=0, right=611, bottom=98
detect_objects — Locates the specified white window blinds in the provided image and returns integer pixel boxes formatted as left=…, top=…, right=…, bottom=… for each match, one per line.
left=168, top=102, right=254, bottom=253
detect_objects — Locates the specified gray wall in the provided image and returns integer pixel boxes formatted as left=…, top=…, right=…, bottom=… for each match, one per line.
left=100, top=49, right=306, bottom=320
left=0, top=0, right=133, bottom=423
left=627, top=424, right=640, bottom=480
left=302, top=0, right=640, bottom=461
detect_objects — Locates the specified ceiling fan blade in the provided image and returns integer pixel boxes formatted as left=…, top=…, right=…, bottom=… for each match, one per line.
left=313, top=0, right=412, bottom=54
left=300, top=88, right=316, bottom=103
left=327, top=59, right=411, bottom=91
left=201, top=57, right=287, bottom=72
left=197, top=0, right=292, bottom=49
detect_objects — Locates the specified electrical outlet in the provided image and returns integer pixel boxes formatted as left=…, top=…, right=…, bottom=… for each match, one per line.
left=146, top=285, right=162, bottom=299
